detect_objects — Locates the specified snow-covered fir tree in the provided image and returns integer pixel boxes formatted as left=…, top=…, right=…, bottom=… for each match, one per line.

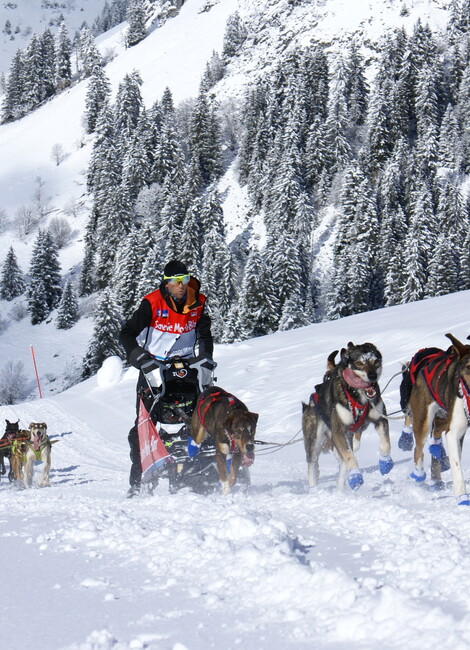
left=81, top=289, right=124, bottom=378
left=126, top=0, right=147, bottom=47
left=56, top=278, right=79, bottom=329
left=0, top=246, right=25, bottom=301
left=27, top=231, right=62, bottom=324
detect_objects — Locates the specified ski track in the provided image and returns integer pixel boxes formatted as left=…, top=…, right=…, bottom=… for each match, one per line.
left=2, top=400, right=470, bottom=649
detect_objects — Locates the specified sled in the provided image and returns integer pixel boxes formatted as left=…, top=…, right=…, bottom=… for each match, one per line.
left=137, top=356, right=251, bottom=494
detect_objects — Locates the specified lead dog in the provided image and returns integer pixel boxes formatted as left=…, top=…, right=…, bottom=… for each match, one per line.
left=23, top=422, right=52, bottom=488
left=190, top=387, right=258, bottom=494
left=402, top=333, right=470, bottom=505
left=302, top=342, right=393, bottom=491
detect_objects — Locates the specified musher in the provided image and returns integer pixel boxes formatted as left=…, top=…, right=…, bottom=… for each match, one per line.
left=119, top=260, right=214, bottom=497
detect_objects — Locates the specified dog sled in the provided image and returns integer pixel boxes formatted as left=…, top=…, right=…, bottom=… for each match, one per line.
left=137, top=356, right=250, bottom=494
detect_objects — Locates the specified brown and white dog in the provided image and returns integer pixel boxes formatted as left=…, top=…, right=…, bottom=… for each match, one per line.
left=23, top=422, right=52, bottom=488
left=402, top=333, right=470, bottom=505
left=302, top=342, right=393, bottom=491
left=190, top=386, right=258, bottom=494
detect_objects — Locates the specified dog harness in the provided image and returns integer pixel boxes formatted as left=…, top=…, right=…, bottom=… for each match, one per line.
left=341, top=384, right=370, bottom=432
left=409, top=348, right=456, bottom=412
left=311, top=383, right=370, bottom=433
left=196, top=389, right=240, bottom=453
left=459, top=378, right=470, bottom=422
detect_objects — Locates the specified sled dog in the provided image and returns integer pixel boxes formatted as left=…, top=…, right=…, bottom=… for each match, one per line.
left=0, top=419, right=19, bottom=480
left=190, top=387, right=258, bottom=494
left=302, top=342, right=393, bottom=491
left=401, top=333, right=470, bottom=505
left=23, top=422, right=52, bottom=488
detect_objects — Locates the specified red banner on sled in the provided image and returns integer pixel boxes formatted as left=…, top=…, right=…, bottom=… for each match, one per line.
left=137, top=397, right=173, bottom=482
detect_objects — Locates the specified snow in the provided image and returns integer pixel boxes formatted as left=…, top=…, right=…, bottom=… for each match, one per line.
left=1, top=291, right=470, bottom=649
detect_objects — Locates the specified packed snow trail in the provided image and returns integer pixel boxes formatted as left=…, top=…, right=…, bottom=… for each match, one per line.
left=2, top=292, right=470, bottom=649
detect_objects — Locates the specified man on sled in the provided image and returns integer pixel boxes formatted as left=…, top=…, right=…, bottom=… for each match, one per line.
left=119, top=260, right=214, bottom=498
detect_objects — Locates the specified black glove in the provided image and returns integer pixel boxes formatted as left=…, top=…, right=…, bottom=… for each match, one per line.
left=128, top=346, right=154, bottom=370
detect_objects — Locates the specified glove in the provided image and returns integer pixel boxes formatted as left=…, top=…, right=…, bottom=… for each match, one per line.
left=128, top=346, right=155, bottom=370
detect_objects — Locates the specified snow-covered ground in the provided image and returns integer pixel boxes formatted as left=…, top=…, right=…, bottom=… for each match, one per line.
left=1, top=291, right=470, bottom=650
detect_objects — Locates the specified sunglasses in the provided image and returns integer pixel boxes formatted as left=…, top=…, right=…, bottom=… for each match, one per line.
left=164, top=274, right=190, bottom=285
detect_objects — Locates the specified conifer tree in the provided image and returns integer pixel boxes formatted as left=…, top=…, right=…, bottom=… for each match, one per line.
left=39, top=28, right=56, bottom=100
left=345, top=40, right=369, bottom=126
left=222, top=12, right=248, bottom=60
left=84, top=64, right=111, bottom=133
left=426, top=234, right=459, bottom=298
left=126, top=0, right=147, bottom=47
left=0, top=246, right=25, bottom=300
left=56, top=23, right=72, bottom=90
left=114, top=71, right=143, bottom=151
left=188, top=85, right=223, bottom=186
left=27, top=230, right=62, bottom=324
left=82, top=289, right=124, bottom=378
left=323, top=56, right=351, bottom=174
left=236, top=246, right=266, bottom=339
left=112, top=230, right=142, bottom=319
left=2, top=49, right=25, bottom=122
left=438, top=104, right=462, bottom=169
left=23, top=34, right=43, bottom=111
left=56, top=278, right=79, bottom=329
left=79, top=27, right=102, bottom=78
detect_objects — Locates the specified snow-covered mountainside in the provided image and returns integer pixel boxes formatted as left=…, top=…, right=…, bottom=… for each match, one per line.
left=1, top=291, right=470, bottom=649
left=0, top=0, right=458, bottom=397
left=0, top=0, right=108, bottom=75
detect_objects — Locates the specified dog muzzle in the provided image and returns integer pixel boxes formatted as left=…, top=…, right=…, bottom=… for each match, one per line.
left=242, top=444, right=255, bottom=467
left=342, top=368, right=377, bottom=399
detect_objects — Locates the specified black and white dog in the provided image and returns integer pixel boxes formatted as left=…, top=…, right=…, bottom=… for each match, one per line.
left=302, top=342, right=393, bottom=491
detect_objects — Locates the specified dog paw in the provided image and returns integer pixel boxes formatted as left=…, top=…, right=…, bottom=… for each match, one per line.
left=410, top=468, right=426, bottom=482
left=429, top=440, right=443, bottom=459
left=457, top=494, right=470, bottom=506
left=398, top=431, right=414, bottom=451
left=187, top=436, right=201, bottom=458
left=379, top=455, right=394, bottom=475
left=348, top=470, right=364, bottom=491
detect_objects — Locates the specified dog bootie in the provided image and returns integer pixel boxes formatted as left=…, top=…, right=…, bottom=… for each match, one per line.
left=429, top=438, right=444, bottom=459
left=398, top=428, right=414, bottom=451
left=379, top=455, right=394, bottom=475
left=410, top=467, right=426, bottom=482
left=348, top=470, right=364, bottom=491
left=457, top=494, right=470, bottom=506
left=187, top=436, right=201, bottom=458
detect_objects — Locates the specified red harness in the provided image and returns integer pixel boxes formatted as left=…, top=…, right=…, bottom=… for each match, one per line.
left=459, top=378, right=470, bottom=422
left=341, top=384, right=370, bottom=432
left=409, top=349, right=455, bottom=412
left=197, top=389, right=239, bottom=452
left=311, top=382, right=370, bottom=433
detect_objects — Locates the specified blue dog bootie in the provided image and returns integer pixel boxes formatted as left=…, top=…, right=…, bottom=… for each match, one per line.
left=348, top=470, right=364, bottom=491
left=429, top=438, right=444, bottom=459
left=410, top=467, right=426, bottom=482
left=187, top=436, right=201, bottom=458
left=398, top=426, right=414, bottom=451
left=378, top=455, right=394, bottom=475
left=457, top=494, right=470, bottom=506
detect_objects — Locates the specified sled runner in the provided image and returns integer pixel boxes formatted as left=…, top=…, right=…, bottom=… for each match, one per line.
left=137, top=356, right=250, bottom=494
